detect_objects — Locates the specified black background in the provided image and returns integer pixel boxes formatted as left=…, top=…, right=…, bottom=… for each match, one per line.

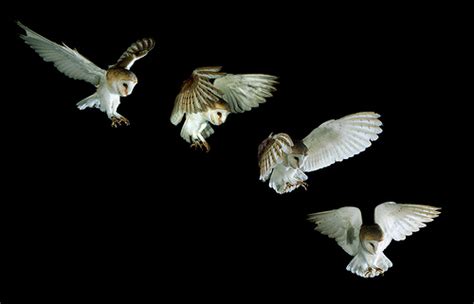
left=1, top=3, right=468, bottom=303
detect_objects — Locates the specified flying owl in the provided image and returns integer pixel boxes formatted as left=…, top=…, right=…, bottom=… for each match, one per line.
left=258, top=112, right=382, bottom=194
left=308, top=202, right=441, bottom=278
left=18, top=22, right=155, bottom=127
left=171, top=66, right=278, bottom=152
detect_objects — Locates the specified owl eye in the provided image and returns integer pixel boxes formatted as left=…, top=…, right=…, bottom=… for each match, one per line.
left=123, top=83, right=128, bottom=88
left=217, top=112, right=222, bottom=118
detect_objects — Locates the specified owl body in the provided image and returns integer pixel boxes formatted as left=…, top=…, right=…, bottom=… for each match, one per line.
left=258, top=112, right=383, bottom=194
left=308, top=203, right=441, bottom=278
left=180, top=112, right=211, bottom=143
left=269, top=163, right=308, bottom=194
left=172, top=67, right=278, bottom=151
left=18, top=22, right=154, bottom=127
left=77, top=68, right=136, bottom=121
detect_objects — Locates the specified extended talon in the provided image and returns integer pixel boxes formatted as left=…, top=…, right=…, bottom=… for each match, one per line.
left=202, top=141, right=210, bottom=153
left=298, top=181, right=308, bottom=190
left=191, top=142, right=200, bottom=150
left=375, top=267, right=384, bottom=275
left=111, top=116, right=130, bottom=128
left=190, top=140, right=210, bottom=152
left=121, top=117, right=130, bottom=126
left=364, top=267, right=374, bottom=277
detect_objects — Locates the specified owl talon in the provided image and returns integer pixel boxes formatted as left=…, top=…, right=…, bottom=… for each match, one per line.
left=190, top=140, right=210, bottom=152
left=111, top=116, right=130, bottom=128
left=202, top=141, right=210, bottom=152
left=363, top=267, right=383, bottom=277
left=298, top=181, right=308, bottom=190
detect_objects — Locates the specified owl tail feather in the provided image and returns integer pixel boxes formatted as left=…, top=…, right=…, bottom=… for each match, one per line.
left=346, top=252, right=393, bottom=278
left=77, top=93, right=100, bottom=110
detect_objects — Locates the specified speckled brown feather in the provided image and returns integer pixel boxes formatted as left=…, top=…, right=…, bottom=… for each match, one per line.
left=113, top=38, right=155, bottom=69
left=106, top=68, right=137, bottom=85
left=258, top=133, right=294, bottom=181
left=292, top=140, right=309, bottom=155
left=171, top=67, right=225, bottom=124
left=359, top=224, right=384, bottom=241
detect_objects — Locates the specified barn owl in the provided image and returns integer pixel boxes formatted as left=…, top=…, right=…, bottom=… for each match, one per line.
left=171, top=66, right=278, bottom=152
left=308, top=202, right=441, bottom=278
left=258, top=112, right=382, bottom=194
left=17, top=22, right=155, bottom=127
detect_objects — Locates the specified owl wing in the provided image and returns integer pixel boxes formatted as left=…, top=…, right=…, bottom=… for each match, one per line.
left=18, top=22, right=105, bottom=86
left=112, top=38, right=155, bottom=69
left=213, top=74, right=278, bottom=113
left=374, top=202, right=441, bottom=251
left=170, top=67, right=225, bottom=125
left=308, top=207, right=363, bottom=256
left=258, top=133, right=294, bottom=181
left=301, top=112, right=383, bottom=172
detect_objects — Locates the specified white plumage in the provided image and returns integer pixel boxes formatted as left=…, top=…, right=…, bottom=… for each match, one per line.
left=18, top=22, right=155, bottom=127
left=171, top=66, right=278, bottom=152
left=308, top=202, right=441, bottom=278
left=258, top=112, right=383, bottom=194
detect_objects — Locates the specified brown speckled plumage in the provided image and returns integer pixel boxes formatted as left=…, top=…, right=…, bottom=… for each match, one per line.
left=113, top=38, right=155, bottom=69
left=258, top=133, right=294, bottom=181
left=359, top=224, right=384, bottom=241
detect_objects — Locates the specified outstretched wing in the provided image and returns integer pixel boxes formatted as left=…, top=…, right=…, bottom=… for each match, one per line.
left=375, top=202, right=441, bottom=251
left=18, top=21, right=105, bottom=86
left=113, top=38, right=155, bottom=69
left=213, top=74, right=278, bottom=113
left=170, top=67, right=225, bottom=125
left=308, top=207, right=363, bottom=256
left=258, top=133, right=293, bottom=181
left=301, top=112, right=382, bottom=172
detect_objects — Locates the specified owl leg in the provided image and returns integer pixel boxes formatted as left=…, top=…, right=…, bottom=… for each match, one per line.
left=111, top=114, right=130, bottom=128
left=190, top=136, right=210, bottom=152
left=283, top=181, right=308, bottom=193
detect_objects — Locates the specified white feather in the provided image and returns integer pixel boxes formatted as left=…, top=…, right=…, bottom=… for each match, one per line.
left=309, top=202, right=440, bottom=278
left=213, top=74, right=278, bottom=113
left=374, top=202, right=441, bottom=251
left=302, top=112, right=383, bottom=172
left=308, top=207, right=362, bottom=256
left=18, top=22, right=105, bottom=86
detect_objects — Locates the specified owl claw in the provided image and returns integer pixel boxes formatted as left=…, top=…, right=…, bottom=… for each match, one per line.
left=284, top=181, right=308, bottom=193
left=297, top=181, right=308, bottom=190
left=111, top=116, right=130, bottom=128
left=191, top=141, right=210, bottom=152
left=364, top=267, right=384, bottom=277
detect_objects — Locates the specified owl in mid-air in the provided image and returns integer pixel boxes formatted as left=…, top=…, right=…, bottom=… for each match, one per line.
left=258, top=112, right=382, bottom=194
left=308, top=202, right=441, bottom=278
left=18, top=22, right=155, bottom=127
left=171, top=66, right=278, bottom=152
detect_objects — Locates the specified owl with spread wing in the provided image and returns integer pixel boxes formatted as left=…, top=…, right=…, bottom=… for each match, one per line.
left=258, top=112, right=382, bottom=194
left=171, top=67, right=278, bottom=152
left=18, top=22, right=155, bottom=127
left=308, top=202, right=441, bottom=278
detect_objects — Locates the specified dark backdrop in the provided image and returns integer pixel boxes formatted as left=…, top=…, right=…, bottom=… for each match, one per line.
left=1, top=3, right=468, bottom=303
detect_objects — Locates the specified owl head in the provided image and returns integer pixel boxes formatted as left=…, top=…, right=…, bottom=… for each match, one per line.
left=107, top=68, right=138, bottom=97
left=208, top=101, right=230, bottom=126
left=360, top=224, right=384, bottom=255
